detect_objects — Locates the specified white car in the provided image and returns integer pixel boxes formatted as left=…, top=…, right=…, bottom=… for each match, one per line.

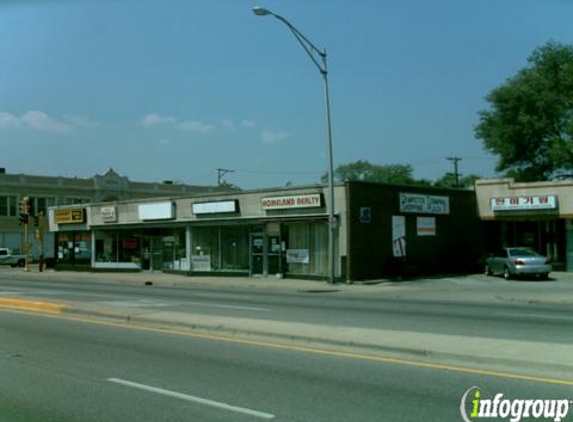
left=0, top=248, right=26, bottom=267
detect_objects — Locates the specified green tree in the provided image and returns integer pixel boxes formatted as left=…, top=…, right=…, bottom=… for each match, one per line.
left=475, top=41, right=573, bottom=181
left=322, top=160, right=432, bottom=185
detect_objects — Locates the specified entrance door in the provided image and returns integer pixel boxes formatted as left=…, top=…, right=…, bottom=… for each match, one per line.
left=151, top=236, right=163, bottom=271
left=250, top=234, right=264, bottom=276
left=142, top=236, right=163, bottom=271
left=267, top=235, right=281, bottom=275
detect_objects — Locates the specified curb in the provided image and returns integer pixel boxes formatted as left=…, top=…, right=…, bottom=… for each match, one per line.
left=0, top=298, right=66, bottom=314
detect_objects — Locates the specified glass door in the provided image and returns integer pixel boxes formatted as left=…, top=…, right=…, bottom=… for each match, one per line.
left=250, top=234, right=264, bottom=276
left=267, top=235, right=281, bottom=275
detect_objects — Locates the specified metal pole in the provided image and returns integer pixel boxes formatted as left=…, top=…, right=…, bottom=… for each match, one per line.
left=253, top=8, right=337, bottom=283
left=322, top=53, right=336, bottom=284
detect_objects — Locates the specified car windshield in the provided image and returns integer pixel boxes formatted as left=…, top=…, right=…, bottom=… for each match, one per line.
left=508, top=248, right=539, bottom=257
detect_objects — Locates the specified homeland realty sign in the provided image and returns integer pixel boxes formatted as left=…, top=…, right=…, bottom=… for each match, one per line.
left=261, top=194, right=322, bottom=210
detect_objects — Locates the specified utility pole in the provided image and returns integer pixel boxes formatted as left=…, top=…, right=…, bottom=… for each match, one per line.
left=446, top=157, right=462, bottom=188
left=217, top=168, right=234, bottom=186
left=18, top=197, right=30, bottom=272
left=36, top=212, right=45, bottom=272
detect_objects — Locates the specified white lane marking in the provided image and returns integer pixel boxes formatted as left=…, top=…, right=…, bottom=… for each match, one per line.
left=185, top=302, right=270, bottom=312
left=100, top=300, right=270, bottom=312
left=494, top=312, right=573, bottom=321
left=107, top=378, right=275, bottom=419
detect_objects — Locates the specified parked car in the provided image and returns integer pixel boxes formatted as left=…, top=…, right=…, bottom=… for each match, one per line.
left=0, top=247, right=26, bottom=268
left=485, top=247, right=552, bottom=280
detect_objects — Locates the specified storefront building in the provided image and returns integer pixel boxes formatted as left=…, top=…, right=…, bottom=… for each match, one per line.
left=49, top=183, right=482, bottom=281
left=475, top=178, right=573, bottom=271
left=0, top=167, right=235, bottom=264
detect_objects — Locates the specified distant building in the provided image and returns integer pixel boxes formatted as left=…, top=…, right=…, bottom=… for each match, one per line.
left=0, top=167, right=236, bottom=260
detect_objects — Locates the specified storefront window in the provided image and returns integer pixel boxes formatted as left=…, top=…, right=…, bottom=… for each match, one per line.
left=221, top=226, right=249, bottom=271
left=284, top=222, right=328, bottom=276
left=172, top=229, right=188, bottom=270
left=192, top=227, right=220, bottom=271
left=95, top=230, right=141, bottom=269
left=57, top=231, right=92, bottom=265
left=190, top=226, right=249, bottom=272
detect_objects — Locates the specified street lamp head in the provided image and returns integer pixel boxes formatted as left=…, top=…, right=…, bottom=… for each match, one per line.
left=252, top=6, right=273, bottom=16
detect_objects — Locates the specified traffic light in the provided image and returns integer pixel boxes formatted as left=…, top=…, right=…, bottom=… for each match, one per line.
left=18, top=212, right=29, bottom=225
left=18, top=198, right=29, bottom=225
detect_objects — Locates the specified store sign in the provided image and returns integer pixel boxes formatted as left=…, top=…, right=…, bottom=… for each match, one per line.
left=399, top=193, right=450, bottom=215
left=191, top=255, right=211, bottom=271
left=54, top=209, right=85, bottom=224
left=417, top=217, right=436, bottom=236
left=101, top=206, right=117, bottom=223
left=261, top=194, right=322, bottom=210
left=138, top=202, right=174, bottom=220
left=192, top=200, right=237, bottom=214
left=286, top=249, right=310, bottom=264
left=491, top=196, right=557, bottom=211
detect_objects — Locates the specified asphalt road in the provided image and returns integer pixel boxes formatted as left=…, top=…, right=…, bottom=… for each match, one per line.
left=1, top=310, right=571, bottom=422
left=1, top=274, right=573, bottom=345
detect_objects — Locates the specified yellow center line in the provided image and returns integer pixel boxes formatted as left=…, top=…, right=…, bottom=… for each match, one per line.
left=2, top=307, right=573, bottom=387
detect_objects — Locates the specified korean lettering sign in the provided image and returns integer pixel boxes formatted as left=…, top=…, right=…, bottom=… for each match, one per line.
left=490, top=196, right=557, bottom=211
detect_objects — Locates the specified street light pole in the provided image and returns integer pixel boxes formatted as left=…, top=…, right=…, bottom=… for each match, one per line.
left=253, top=6, right=337, bottom=284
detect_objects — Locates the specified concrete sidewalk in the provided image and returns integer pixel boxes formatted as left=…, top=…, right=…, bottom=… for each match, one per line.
left=4, top=267, right=573, bottom=305
left=0, top=267, right=394, bottom=293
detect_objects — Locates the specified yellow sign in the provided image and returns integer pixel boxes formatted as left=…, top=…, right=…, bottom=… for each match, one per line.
left=54, top=209, right=85, bottom=224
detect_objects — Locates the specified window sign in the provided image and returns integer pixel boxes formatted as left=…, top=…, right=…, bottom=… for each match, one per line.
left=261, top=194, right=322, bottom=210
left=417, top=217, right=436, bottom=236
left=191, top=255, right=211, bottom=271
left=286, top=249, right=310, bottom=264
left=490, top=196, right=557, bottom=211
left=138, top=202, right=174, bottom=220
left=399, top=193, right=450, bottom=215
left=392, top=216, right=406, bottom=257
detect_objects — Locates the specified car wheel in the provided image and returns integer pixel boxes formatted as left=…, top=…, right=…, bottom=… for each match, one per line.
left=484, top=265, right=492, bottom=276
left=17, top=259, right=25, bottom=268
left=503, top=267, right=511, bottom=280
left=540, top=273, right=549, bottom=281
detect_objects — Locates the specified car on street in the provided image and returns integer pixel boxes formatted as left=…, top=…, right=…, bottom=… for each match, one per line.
left=484, top=247, right=552, bottom=280
left=0, top=248, right=25, bottom=268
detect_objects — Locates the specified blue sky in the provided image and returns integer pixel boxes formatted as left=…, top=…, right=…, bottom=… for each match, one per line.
left=1, top=0, right=572, bottom=188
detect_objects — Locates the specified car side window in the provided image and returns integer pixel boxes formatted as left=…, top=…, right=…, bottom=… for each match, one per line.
left=0, top=250, right=7, bottom=256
